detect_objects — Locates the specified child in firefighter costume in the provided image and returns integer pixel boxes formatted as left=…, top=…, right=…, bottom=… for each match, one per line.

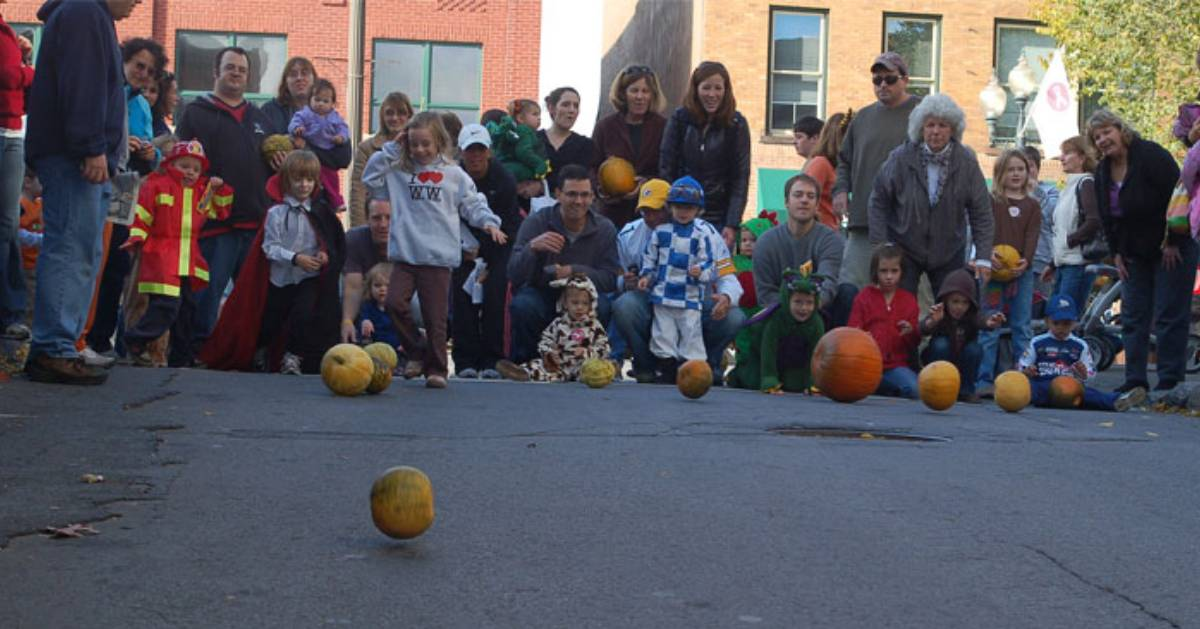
left=122, top=140, right=232, bottom=367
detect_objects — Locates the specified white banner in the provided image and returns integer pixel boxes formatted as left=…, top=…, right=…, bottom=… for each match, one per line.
left=1029, top=48, right=1078, bottom=159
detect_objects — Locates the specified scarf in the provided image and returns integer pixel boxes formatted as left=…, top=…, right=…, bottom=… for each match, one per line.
left=920, top=143, right=953, bottom=206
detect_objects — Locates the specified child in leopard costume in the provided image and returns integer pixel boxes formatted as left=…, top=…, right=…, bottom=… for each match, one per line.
left=496, top=274, right=611, bottom=382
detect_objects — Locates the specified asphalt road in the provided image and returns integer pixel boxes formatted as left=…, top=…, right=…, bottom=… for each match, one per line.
left=2, top=367, right=1198, bottom=628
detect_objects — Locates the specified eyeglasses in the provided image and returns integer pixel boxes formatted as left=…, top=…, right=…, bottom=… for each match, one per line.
left=872, top=75, right=901, bottom=86
left=624, top=65, right=655, bottom=78
left=561, top=190, right=594, bottom=201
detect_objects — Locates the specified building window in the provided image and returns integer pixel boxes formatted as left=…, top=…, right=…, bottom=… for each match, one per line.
left=768, top=9, right=826, bottom=134
left=175, top=32, right=288, bottom=106
left=883, top=14, right=940, bottom=97
left=994, top=21, right=1056, bottom=142
left=370, top=40, right=482, bottom=131
left=9, top=23, right=41, bottom=64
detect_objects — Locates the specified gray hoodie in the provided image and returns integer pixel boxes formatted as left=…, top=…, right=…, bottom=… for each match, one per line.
left=507, top=204, right=620, bottom=293
left=362, top=142, right=500, bottom=268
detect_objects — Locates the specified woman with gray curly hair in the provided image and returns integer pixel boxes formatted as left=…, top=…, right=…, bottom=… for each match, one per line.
left=867, top=93, right=994, bottom=295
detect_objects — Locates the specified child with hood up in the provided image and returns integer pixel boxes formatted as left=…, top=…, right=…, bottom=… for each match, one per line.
left=758, top=264, right=825, bottom=394
left=725, top=210, right=777, bottom=388
left=495, top=273, right=612, bottom=382
left=919, top=268, right=1005, bottom=403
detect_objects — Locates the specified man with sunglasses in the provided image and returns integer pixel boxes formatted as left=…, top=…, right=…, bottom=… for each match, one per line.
left=832, top=51, right=921, bottom=289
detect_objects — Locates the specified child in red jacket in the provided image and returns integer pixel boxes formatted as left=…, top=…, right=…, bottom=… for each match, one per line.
left=121, top=140, right=232, bottom=367
left=848, top=243, right=920, bottom=398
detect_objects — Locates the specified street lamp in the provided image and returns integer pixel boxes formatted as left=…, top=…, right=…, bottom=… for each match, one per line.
left=1007, top=54, right=1039, bottom=147
left=979, top=72, right=1008, bottom=147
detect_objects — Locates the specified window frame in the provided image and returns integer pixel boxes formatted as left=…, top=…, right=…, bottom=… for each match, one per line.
left=766, top=6, right=828, bottom=136
left=369, top=39, right=483, bottom=131
left=881, top=12, right=941, bottom=96
left=175, top=30, right=288, bottom=107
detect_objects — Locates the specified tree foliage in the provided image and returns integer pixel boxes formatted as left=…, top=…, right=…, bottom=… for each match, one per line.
left=1033, top=0, right=1200, bottom=152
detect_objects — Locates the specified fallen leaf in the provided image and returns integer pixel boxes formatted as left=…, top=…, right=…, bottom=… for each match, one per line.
left=859, top=432, right=876, bottom=440
left=80, top=473, right=105, bottom=484
left=1098, top=421, right=1114, bottom=428
left=1145, top=431, right=1160, bottom=437
left=43, top=523, right=99, bottom=539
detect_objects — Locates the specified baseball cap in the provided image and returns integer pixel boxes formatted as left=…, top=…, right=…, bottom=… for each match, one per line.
left=1045, top=294, right=1079, bottom=322
left=871, top=51, right=909, bottom=76
left=666, top=175, right=705, bottom=207
left=458, top=123, right=491, bottom=150
left=636, top=179, right=670, bottom=211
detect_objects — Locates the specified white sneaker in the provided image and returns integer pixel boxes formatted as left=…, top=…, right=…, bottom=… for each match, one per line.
left=280, top=352, right=303, bottom=375
left=79, top=346, right=116, bottom=369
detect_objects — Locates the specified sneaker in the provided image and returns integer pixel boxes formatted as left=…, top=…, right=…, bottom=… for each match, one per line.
left=480, top=368, right=501, bottom=380
left=24, top=353, right=109, bottom=385
left=403, top=360, right=424, bottom=379
left=3, top=323, right=30, bottom=339
left=128, top=348, right=156, bottom=367
left=456, top=368, right=479, bottom=379
left=280, top=352, right=303, bottom=375
left=1114, top=386, right=1147, bottom=412
left=425, top=375, right=447, bottom=389
left=494, top=359, right=530, bottom=382
left=79, top=346, right=116, bottom=369
left=1114, top=380, right=1149, bottom=394
left=975, top=383, right=995, bottom=399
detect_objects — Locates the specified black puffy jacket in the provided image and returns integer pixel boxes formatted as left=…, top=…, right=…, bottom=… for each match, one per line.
left=658, top=107, right=751, bottom=229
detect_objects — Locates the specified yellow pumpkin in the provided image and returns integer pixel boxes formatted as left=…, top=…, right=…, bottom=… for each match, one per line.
left=579, top=358, right=616, bottom=388
left=994, top=370, right=1031, bottom=412
left=598, top=157, right=637, bottom=197
left=366, top=357, right=393, bottom=395
left=261, top=134, right=294, bottom=163
left=320, top=343, right=375, bottom=396
left=364, top=342, right=398, bottom=371
left=370, top=466, right=435, bottom=540
left=991, top=244, right=1021, bottom=282
left=811, top=327, right=883, bottom=403
left=677, top=359, right=713, bottom=399
left=918, top=360, right=960, bottom=411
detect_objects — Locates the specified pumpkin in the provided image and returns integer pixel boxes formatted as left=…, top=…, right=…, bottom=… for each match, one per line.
left=364, top=342, right=398, bottom=371
left=366, top=357, right=393, bottom=395
left=261, top=134, right=294, bottom=164
left=918, top=361, right=960, bottom=411
left=579, top=358, right=616, bottom=388
left=370, top=466, right=435, bottom=540
left=598, top=157, right=637, bottom=197
left=811, top=327, right=883, bottom=403
left=320, top=343, right=375, bottom=396
left=1048, top=374, right=1084, bottom=408
left=994, top=370, right=1031, bottom=412
left=991, top=244, right=1021, bottom=282
left=676, top=359, right=713, bottom=399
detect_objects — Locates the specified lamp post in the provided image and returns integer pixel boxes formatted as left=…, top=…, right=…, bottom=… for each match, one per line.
left=1007, top=54, right=1039, bottom=147
left=979, top=72, right=1008, bottom=147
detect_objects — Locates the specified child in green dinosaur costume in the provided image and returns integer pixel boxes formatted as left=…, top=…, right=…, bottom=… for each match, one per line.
left=485, top=99, right=549, bottom=182
left=757, top=264, right=825, bottom=393
left=724, top=211, right=777, bottom=389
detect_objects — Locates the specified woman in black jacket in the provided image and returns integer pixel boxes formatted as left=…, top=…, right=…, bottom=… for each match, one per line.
left=659, top=61, right=751, bottom=249
left=260, top=57, right=351, bottom=175
left=1089, top=109, right=1197, bottom=393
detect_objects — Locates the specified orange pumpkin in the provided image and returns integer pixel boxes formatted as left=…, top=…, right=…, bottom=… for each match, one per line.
left=676, top=359, right=713, bottom=399
left=320, top=343, right=375, bottom=396
left=991, top=244, right=1021, bottom=282
left=994, top=370, right=1031, bottom=412
left=1048, top=374, right=1084, bottom=408
left=370, top=466, right=435, bottom=539
left=918, top=361, right=960, bottom=411
left=598, top=157, right=637, bottom=197
left=811, top=327, right=883, bottom=403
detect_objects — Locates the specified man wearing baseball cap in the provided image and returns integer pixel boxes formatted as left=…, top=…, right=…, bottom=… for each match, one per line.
left=832, top=51, right=921, bottom=288
left=452, top=123, right=521, bottom=379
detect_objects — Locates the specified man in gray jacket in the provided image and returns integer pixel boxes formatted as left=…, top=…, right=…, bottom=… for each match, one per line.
left=507, top=164, right=620, bottom=363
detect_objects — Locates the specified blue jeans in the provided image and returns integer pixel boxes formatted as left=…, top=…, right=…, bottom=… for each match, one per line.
left=0, top=135, right=26, bottom=327
left=1029, top=379, right=1118, bottom=410
left=1053, top=264, right=1094, bottom=316
left=611, top=289, right=745, bottom=377
left=922, top=337, right=982, bottom=395
left=977, top=270, right=1035, bottom=386
left=29, top=155, right=111, bottom=357
left=193, top=229, right=256, bottom=342
left=1121, top=239, right=1199, bottom=387
left=508, top=284, right=612, bottom=364
left=877, top=366, right=918, bottom=399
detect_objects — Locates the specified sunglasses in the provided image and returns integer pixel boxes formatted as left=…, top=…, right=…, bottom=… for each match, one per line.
left=624, top=65, right=655, bottom=77
left=872, top=75, right=902, bottom=86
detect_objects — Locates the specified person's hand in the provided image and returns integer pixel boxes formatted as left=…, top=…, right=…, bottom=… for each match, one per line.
left=688, top=265, right=702, bottom=279
left=637, top=276, right=650, bottom=292
left=293, top=136, right=307, bottom=150
left=927, top=303, right=944, bottom=325
left=485, top=225, right=508, bottom=245
left=986, top=312, right=1006, bottom=329
left=1072, top=360, right=1088, bottom=379
left=315, top=251, right=329, bottom=266
left=209, top=176, right=224, bottom=189
left=896, top=319, right=913, bottom=336
left=340, top=319, right=357, bottom=343
left=392, top=128, right=407, bottom=144
left=1040, top=265, right=1055, bottom=284
left=333, top=135, right=346, bottom=146
left=620, top=177, right=646, bottom=201
left=975, top=264, right=992, bottom=285
left=462, top=247, right=477, bottom=263
left=1114, top=254, right=1128, bottom=281
left=294, top=253, right=321, bottom=272
left=1162, top=245, right=1182, bottom=271
left=1013, top=258, right=1029, bottom=276
left=361, top=319, right=375, bottom=340
left=81, top=155, right=108, bottom=183
left=16, top=35, right=32, bottom=57
left=1023, top=364, right=1039, bottom=377
left=832, top=192, right=848, bottom=218
left=721, top=226, right=737, bottom=251
left=135, top=141, right=155, bottom=161
left=622, top=268, right=638, bottom=291
left=711, top=293, right=731, bottom=321
left=543, top=352, right=559, bottom=371
left=271, top=150, right=288, bottom=172
left=293, top=126, right=306, bottom=138
left=530, top=231, right=565, bottom=254
left=554, top=264, right=572, bottom=280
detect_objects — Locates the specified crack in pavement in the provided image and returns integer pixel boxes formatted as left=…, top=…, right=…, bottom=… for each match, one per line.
left=1024, top=545, right=1182, bottom=628
left=122, top=390, right=180, bottom=411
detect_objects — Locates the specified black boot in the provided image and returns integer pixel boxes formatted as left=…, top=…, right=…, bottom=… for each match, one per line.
left=655, top=357, right=678, bottom=384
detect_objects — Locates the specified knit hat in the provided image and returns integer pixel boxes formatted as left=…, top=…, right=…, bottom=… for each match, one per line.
left=163, top=139, right=209, bottom=173
left=636, top=178, right=670, bottom=211
left=740, top=210, right=778, bottom=240
left=667, top=175, right=704, bottom=207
